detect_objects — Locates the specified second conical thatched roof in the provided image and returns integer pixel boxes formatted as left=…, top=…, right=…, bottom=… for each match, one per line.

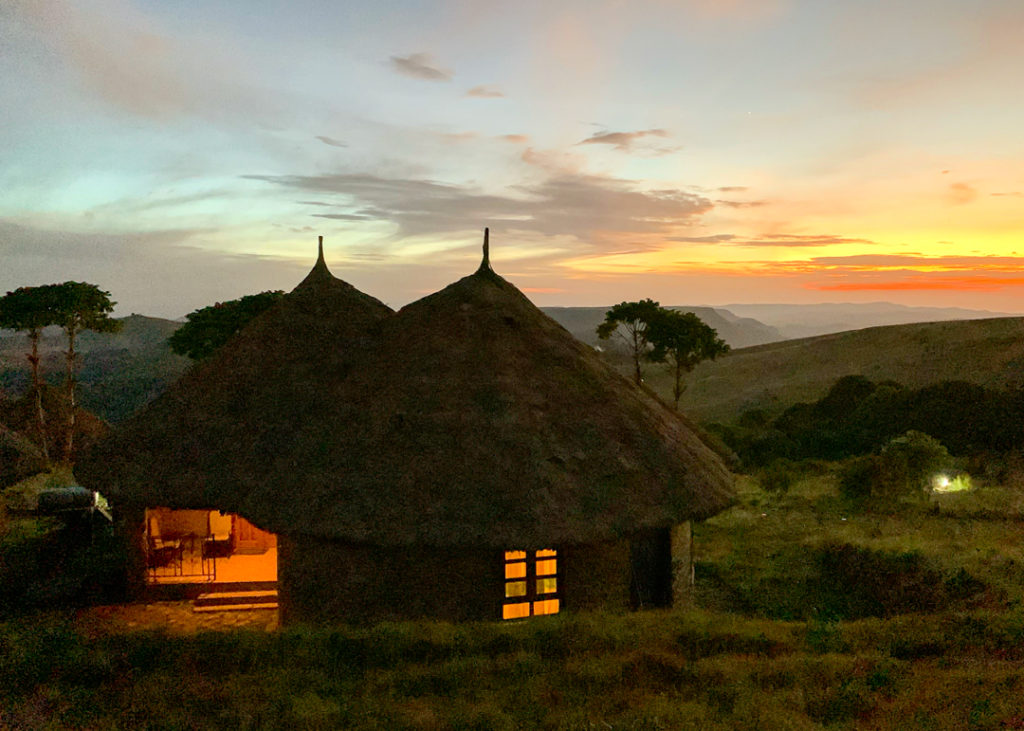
left=241, top=245, right=734, bottom=548
left=76, top=243, right=393, bottom=517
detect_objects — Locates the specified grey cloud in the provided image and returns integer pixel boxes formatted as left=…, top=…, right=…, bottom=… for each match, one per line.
left=466, top=85, right=504, bottom=98
left=0, top=220, right=303, bottom=319
left=577, top=129, right=669, bottom=151
left=718, top=186, right=749, bottom=193
left=316, top=135, right=347, bottom=148
left=389, top=53, right=452, bottom=81
left=242, top=171, right=713, bottom=241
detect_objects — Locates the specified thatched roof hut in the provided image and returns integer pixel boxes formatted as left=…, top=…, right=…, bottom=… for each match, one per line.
left=278, top=242, right=735, bottom=549
left=79, top=233, right=734, bottom=622
left=76, top=239, right=393, bottom=524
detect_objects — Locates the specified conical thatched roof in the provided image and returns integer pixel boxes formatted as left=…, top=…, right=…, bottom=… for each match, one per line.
left=241, top=237, right=734, bottom=548
left=76, top=241, right=393, bottom=517
left=79, top=235, right=734, bottom=547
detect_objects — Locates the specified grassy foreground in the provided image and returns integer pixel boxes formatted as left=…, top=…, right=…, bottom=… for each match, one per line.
left=3, top=607, right=1024, bottom=729
left=4, top=473, right=1024, bottom=729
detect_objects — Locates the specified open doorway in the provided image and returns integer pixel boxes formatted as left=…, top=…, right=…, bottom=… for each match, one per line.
left=144, top=508, right=277, bottom=585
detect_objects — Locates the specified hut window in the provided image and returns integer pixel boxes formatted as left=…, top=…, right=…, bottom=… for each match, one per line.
left=502, top=549, right=560, bottom=620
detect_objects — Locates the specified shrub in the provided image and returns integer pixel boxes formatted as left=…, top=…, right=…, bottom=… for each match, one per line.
left=758, top=459, right=801, bottom=495
left=839, top=431, right=954, bottom=506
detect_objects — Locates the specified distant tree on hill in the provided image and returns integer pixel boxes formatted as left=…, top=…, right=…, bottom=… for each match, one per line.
left=170, top=291, right=284, bottom=360
left=646, top=310, right=730, bottom=409
left=596, top=299, right=663, bottom=385
left=0, top=286, right=59, bottom=464
left=48, top=282, right=121, bottom=464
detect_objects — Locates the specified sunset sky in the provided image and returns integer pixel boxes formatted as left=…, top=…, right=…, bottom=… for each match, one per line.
left=2, top=0, right=1023, bottom=318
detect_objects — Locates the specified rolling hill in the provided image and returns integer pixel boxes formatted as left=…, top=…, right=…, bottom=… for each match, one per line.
left=0, top=315, right=190, bottom=423
left=671, top=316, right=1024, bottom=424
left=542, top=306, right=783, bottom=349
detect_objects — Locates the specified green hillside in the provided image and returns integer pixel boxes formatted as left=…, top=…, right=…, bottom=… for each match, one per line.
left=670, top=316, right=1024, bottom=425
left=0, top=315, right=190, bottom=423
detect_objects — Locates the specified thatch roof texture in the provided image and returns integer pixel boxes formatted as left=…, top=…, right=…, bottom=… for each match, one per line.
left=76, top=243, right=393, bottom=516
left=243, top=247, right=734, bottom=548
left=80, top=236, right=734, bottom=547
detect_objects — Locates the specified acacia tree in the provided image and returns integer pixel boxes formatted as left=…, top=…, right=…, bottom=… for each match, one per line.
left=169, top=290, right=284, bottom=360
left=596, top=299, right=663, bottom=385
left=49, top=282, right=121, bottom=464
left=0, top=286, right=59, bottom=464
left=646, top=309, right=730, bottom=409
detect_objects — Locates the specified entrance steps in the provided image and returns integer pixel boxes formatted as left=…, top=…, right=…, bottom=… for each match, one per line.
left=193, top=584, right=278, bottom=612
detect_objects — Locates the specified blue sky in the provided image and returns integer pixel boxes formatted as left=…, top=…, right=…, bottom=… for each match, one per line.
left=2, top=0, right=1023, bottom=317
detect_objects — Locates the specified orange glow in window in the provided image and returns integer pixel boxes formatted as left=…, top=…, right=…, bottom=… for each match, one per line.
left=505, top=562, right=526, bottom=579
left=505, top=550, right=526, bottom=560
left=503, top=602, right=530, bottom=620
left=537, top=577, right=557, bottom=594
left=533, top=599, right=560, bottom=616
left=536, top=559, right=557, bottom=576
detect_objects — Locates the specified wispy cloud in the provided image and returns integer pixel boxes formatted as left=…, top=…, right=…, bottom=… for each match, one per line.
left=7, top=0, right=262, bottom=120
left=948, top=182, right=978, bottom=205
left=577, top=129, right=669, bottom=151
left=389, top=53, right=452, bottom=81
left=667, top=233, right=874, bottom=247
left=315, top=135, right=347, bottom=148
left=499, top=134, right=529, bottom=144
left=466, top=85, right=504, bottom=98
left=807, top=277, right=1024, bottom=292
left=243, top=171, right=713, bottom=243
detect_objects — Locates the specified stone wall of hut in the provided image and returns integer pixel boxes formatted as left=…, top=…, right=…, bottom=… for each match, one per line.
left=278, top=536, right=505, bottom=624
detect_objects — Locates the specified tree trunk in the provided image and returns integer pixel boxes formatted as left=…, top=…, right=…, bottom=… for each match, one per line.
left=26, top=329, right=50, bottom=465
left=632, top=328, right=642, bottom=385
left=63, top=325, right=77, bottom=465
left=673, top=358, right=683, bottom=410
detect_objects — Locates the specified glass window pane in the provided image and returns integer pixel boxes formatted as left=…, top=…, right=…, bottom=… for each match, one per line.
left=536, top=559, right=557, bottom=576
left=536, top=549, right=557, bottom=558
left=503, top=602, right=530, bottom=620
left=537, top=577, right=557, bottom=594
left=533, top=598, right=560, bottom=616
left=505, top=550, right=526, bottom=560
left=505, top=581, right=527, bottom=598
left=505, top=562, right=526, bottom=579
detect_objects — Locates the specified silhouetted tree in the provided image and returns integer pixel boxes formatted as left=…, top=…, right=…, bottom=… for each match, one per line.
left=169, top=291, right=284, bottom=360
left=49, top=282, right=121, bottom=464
left=646, top=309, right=730, bottom=409
left=0, top=285, right=59, bottom=464
left=596, top=299, right=663, bottom=385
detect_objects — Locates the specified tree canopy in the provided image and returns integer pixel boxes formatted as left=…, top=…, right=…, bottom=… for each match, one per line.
left=646, top=309, right=730, bottom=408
left=169, top=291, right=285, bottom=360
left=596, top=299, right=663, bottom=385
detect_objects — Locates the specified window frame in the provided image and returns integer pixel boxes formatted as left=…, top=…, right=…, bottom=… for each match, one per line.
left=502, top=548, right=561, bottom=620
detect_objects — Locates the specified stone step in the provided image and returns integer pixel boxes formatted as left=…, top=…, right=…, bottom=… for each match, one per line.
left=193, top=589, right=279, bottom=612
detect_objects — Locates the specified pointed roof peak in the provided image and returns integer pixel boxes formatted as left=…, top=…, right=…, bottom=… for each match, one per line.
left=295, top=235, right=335, bottom=290
left=476, top=228, right=492, bottom=274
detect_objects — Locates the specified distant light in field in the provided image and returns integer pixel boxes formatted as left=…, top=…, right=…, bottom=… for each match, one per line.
left=932, top=473, right=973, bottom=493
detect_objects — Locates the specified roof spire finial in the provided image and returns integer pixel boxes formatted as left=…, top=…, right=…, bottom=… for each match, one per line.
left=317, top=235, right=325, bottom=265
left=478, top=227, right=491, bottom=273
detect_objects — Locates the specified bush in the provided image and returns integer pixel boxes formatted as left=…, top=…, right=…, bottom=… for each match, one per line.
left=839, top=431, right=954, bottom=506
left=758, top=459, right=801, bottom=495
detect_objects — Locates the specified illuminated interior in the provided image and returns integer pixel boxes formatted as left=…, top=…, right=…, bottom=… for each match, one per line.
left=503, top=548, right=560, bottom=620
left=144, top=508, right=277, bottom=584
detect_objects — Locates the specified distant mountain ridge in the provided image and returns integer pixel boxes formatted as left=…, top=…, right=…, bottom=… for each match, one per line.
left=542, top=306, right=783, bottom=349
left=719, top=302, right=1019, bottom=340
left=0, top=314, right=190, bottom=423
